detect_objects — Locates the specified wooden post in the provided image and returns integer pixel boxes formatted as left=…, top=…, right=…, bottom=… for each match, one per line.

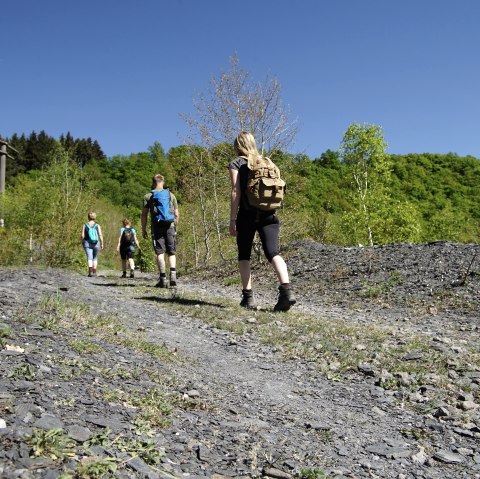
left=0, top=140, right=17, bottom=227
left=0, top=142, right=6, bottom=227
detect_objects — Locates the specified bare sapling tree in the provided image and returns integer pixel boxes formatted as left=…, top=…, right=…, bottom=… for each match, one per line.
left=181, top=53, right=298, bottom=154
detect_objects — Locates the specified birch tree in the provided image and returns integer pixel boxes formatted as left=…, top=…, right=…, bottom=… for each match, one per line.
left=340, top=122, right=421, bottom=246
left=340, top=123, right=389, bottom=246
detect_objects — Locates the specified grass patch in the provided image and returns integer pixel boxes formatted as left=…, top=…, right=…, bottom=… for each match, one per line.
left=103, top=386, right=175, bottom=429
left=68, top=339, right=104, bottom=355
left=150, top=287, right=479, bottom=406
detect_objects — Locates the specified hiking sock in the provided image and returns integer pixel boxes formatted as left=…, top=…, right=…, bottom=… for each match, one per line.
left=169, top=268, right=177, bottom=286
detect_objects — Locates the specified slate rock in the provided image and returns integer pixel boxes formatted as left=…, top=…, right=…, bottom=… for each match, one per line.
left=67, top=425, right=93, bottom=442
left=127, top=456, right=160, bottom=479
left=33, top=414, right=64, bottom=430
left=433, top=449, right=465, bottom=464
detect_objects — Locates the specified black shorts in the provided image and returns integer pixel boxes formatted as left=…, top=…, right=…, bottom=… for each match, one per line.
left=151, top=222, right=177, bottom=255
left=120, top=245, right=135, bottom=260
left=236, top=209, right=279, bottom=262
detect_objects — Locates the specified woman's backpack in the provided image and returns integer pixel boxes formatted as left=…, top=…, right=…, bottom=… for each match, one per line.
left=246, top=156, right=285, bottom=211
left=85, top=223, right=99, bottom=244
left=121, top=227, right=135, bottom=246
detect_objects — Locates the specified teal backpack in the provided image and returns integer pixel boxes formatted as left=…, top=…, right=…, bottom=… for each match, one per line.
left=85, top=223, right=99, bottom=244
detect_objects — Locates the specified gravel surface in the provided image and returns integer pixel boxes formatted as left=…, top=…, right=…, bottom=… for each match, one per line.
left=0, top=241, right=479, bottom=479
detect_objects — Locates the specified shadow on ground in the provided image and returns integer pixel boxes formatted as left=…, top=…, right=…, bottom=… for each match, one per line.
left=139, top=295, right=226, bottom=308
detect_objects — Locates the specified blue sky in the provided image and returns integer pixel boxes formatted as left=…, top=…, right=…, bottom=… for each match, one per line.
left=1, top=0, right=479, bottom=159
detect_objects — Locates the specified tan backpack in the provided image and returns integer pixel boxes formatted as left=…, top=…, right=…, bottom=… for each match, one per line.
left=245, top=155, right=286, bottom=211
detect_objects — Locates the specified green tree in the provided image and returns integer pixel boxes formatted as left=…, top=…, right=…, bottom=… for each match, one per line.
left=340, top=123, right=422, bottom=246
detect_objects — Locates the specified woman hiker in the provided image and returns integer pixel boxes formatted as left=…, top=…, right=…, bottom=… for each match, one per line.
left=81, top=211, right=104, bottom=277
left=228, top=131, right=296, bottom=311
left=116, top=218, right=141, bottom=278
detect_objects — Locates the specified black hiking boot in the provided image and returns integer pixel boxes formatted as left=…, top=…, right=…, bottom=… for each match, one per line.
left=130, top=270, right=134, bottom=278
left=273, top=284, right=296, bottom=312
left=121, top=272, right=127, bottom=278
left=156, top=277, right=168, bottom=288
left=169, top=271, right=177, bottom=287
left=240, top=289, right=256, bottom=310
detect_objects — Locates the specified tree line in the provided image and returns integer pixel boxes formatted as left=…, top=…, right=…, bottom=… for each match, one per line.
left=1, top=54, right=478, bottom=271
left=0, top=127, right=478, bottom=272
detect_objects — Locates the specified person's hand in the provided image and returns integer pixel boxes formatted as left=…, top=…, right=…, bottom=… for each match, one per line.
left=101, top=244, right=104, bottom=250
left=142, top=230, right=148, bottom=240
left=116, top=246, right=120, bottom=252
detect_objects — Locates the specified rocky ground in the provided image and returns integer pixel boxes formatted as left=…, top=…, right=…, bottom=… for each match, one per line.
left=0, top=240, right=479, bottom=479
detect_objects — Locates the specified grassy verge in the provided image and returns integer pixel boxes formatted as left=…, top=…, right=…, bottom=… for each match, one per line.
left=145, top=286, right=480, bottom=407
left=3, top=293, right=194, bottom=478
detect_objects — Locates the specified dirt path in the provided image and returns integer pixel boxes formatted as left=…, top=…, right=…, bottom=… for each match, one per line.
left=1, top=266, right=479, bottom=478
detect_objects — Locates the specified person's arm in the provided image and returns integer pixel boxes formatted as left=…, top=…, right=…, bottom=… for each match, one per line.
left=134, top=232, right=141, bottom=249
left=229, top=168, right=241, bottom=237
left=117, top=230, right=122, bottom=251
left=97, top=225, right=104, bottom=250
left=81, top=224, right=86, bottom=241
left=141, top=206, right=149, bottom=239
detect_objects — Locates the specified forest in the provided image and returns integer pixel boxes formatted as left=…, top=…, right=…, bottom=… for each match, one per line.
left=1, top=127, right=479, bottom=274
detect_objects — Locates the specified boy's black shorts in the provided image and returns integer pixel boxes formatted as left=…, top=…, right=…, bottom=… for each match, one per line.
left=151, top=223, right=176, bottom=255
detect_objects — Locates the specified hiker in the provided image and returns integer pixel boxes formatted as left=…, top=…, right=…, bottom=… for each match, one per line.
left=229, top=131, right=296, bottom=311
left=81, top=211, right=104, bottom=277
left=116, top=219, right=141, bottom=278
left=141, top=174, right=179, bottom=287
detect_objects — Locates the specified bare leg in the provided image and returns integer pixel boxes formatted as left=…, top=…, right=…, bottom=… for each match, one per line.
left=239, top=260, right=252, bottom=290
left=156, top=254, right=166, bottom=274
left=271, top=255, right=289, bottom=284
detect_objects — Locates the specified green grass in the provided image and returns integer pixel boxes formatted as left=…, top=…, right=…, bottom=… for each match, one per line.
left=148, top=286, right=479, bottom=406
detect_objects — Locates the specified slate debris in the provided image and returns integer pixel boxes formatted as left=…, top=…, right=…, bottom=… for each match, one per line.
left=0, top=241, right=479, bottom=478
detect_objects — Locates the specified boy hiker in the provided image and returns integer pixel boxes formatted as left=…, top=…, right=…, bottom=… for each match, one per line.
left=141, top=174, right=179, bottom=287
left=116, top=218, right=141, bottom=278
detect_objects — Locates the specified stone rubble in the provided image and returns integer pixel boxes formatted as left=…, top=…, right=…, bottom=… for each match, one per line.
left=0, top=241, right=479, bottom=478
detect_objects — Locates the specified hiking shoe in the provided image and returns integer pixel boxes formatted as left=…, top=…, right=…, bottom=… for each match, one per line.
left=170, top=279, right=177, bottom=287
left=121, top=272, right=127, bottom=278
left=88, top=272, right=92, bottom=277
left=130, top=271, right=134, bottom=278
left=273, top=284, right=296, bottom=312
left=156, top=277, right=168, bottom=288
left=240, top=289, right=256, bottom=310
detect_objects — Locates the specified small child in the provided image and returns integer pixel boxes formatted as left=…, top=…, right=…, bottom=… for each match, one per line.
left=116, top=219, right=141, bottom=278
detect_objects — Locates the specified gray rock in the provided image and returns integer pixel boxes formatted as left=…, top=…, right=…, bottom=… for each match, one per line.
left=262, top=467, right=292, bottom=479
left=33, top=414, right=64, bottom=430
left=67, top=425, right=93, bottom=442
left=126, top=456, right=160, bottom=479
left=433, top=449, right=465, bottom=464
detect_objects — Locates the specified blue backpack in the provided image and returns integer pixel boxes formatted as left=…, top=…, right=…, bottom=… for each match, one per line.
left=151, top=189, right=175, bottom=224
left=85, top=223, right=99, bottom=244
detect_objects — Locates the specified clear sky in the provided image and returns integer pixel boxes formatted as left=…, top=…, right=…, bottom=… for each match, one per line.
left=1, top=0, right=479, bottom=159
